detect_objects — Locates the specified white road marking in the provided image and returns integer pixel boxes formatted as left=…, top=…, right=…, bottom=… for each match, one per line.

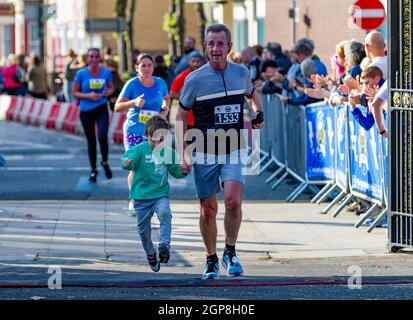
left=2, top=154, right=123, bottom=161
left=0, top=234, right=137, bottom=244
left=0, top=140, right=54, bottom=149
left=0, top=217, right=133, bottom=227
left=2, top=155, right=25, bottom=160
left=0, top=167, right=124, bottom=171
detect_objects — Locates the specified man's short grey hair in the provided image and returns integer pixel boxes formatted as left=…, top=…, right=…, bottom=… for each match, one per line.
left=344, top=41, right=366, bottom=68
left=300, top=58, right=317, bottom=78
left=205, top=23, right=232, bottom=44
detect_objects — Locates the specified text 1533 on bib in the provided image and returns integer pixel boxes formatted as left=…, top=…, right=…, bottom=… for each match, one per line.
left=214, top=104, right=241, bottom=125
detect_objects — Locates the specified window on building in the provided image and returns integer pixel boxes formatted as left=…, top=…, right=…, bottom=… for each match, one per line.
left=28, top=21, right=41, bottom=55
left=212, top=4, right=223, bottom=24
left=256, top=18, right=264, bottom=46
left=234, top=5, right=248, bottom=53
left=256, top=0, right=265, bottom=46
left=4, top=25, right=12, bottom=56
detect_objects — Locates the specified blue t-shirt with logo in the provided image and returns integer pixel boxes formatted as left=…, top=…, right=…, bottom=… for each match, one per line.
left=119, top=76, right=168, bottom=136
left=74, top=67, right=112, bottom=112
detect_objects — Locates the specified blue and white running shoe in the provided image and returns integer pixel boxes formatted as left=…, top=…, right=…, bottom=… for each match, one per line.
left=222, top=251, right=244, bottom=277
left=201, top=259, right=219, bottom=280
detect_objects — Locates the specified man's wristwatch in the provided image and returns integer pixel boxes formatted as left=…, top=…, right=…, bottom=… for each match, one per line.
left=379, top=129, right=387, bottom=135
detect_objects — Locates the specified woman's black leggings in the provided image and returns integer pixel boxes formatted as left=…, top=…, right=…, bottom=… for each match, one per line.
left=80, top=103, right=109, bottom=170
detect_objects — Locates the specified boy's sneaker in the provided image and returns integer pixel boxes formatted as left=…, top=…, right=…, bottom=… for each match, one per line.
left=128, top=199, right=136, bottom=217
left=159, top=246, right=170, bottom=264
left=222, top=251, right=244, bottom=277
left=147, top=253, right=160, bottom=272
left=201, top=259, right=219, bottom=280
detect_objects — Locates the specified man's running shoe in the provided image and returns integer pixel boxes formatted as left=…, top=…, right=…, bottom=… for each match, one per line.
left=159, top=246, right=170, bottom=264
left=147, top=253, right=160, bottom=272
left=128, top=199, right=136, bottom=217
left=222, top=251, right=244, bottom=277
left=201, top=259, right=219, bottom=280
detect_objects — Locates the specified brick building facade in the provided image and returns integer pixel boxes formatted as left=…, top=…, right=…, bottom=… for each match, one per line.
left=85, top=0, right=202, bottom=56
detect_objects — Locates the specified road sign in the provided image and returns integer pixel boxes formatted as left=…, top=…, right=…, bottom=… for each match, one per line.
left=351, top=0, right=385, bottom=30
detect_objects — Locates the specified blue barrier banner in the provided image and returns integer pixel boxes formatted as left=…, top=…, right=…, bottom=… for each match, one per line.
left=382, top=112, right=388, bottom=197
left=348, top=107, right=382, bottom=202
left=336, top=105, right=348, bottom=189
left=306, top=104, right=336, bottom=181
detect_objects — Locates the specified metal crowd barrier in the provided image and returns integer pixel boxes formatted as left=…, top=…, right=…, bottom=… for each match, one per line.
left=256, top=94, right=288, bottom=189
left=313, top=105, right=388, bottom=232
left=257, top=94, right=388, bottom=232
left=258, top=97, right=336, bottom=202
left=312, top=104, right=350, bottom=215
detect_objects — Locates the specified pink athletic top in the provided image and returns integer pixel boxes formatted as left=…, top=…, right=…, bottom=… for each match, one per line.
left=1, top=64, right=22, bottom=89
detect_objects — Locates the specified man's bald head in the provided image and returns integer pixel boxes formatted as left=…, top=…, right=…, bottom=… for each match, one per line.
left=365, top=31, right=386, bottom=48
left=364, top=31, right=386, bottom=59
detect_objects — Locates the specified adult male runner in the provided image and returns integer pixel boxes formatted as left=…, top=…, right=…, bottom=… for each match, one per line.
left=176, top=23, right=264, bottom=279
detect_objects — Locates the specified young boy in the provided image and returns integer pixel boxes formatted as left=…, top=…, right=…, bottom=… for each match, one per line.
left=348, top=65, right=385, bottom=131
left=120, top=115, right=189, bottom=272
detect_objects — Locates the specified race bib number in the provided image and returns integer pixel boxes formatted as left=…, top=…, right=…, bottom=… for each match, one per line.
left=214, top=104, right=241, bottom=125
left=139, top=110, right=159, bottom=123
left=89, top=79, right=105, bottom=90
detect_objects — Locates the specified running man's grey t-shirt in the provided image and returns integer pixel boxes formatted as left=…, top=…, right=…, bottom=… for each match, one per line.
left=179, top=62, right=254, bottom=154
